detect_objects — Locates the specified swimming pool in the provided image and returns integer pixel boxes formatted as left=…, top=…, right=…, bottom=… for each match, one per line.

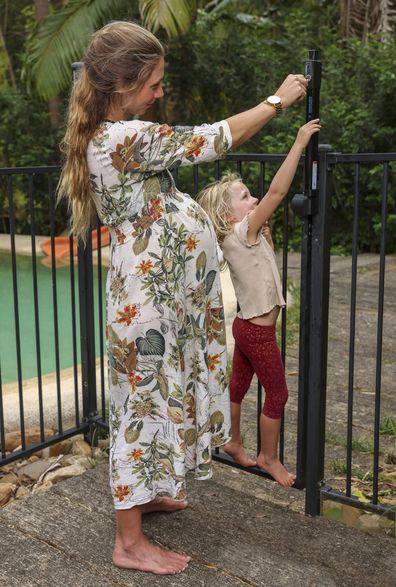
left=0, top=251, right=106, bottom=385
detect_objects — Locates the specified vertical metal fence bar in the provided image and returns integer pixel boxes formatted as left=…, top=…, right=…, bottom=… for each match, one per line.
left=346, top=163, right=360, bottom=496
left=256, top=382, right=262, bottom=454
left=0, top=363, right=5, bottom=458
left=295, top=220, right=311, bottom=487
left=215, top=160, right=221, bottom=180
left=256, top=161, right=265, bottom=454
left=193, top=164, right=199, bottom=196
left=256, top=162, right=265, bottom=454
left=78, top=233, right=97, bottom=439
left=281, top=201, right=289, bottom=365
left=372, top=163, right=388, bottom=504
left=259, top=161, right=265, bottom=195
left=236, top=161, right=242, bottom=176
left=28, top=174, right=46, bottom=437
left=279, top=200, right=289, bottom=462
left=212, top=159, right=221, bottom=458
left=48, top=174, right=62, bottom=435
left=69, top=234, right=80, bottom=427
left=304, top=146, right=333, bottom=515
left=7, top=175, right=25, bottom=448
left=96, top=216, right=106, bottom=419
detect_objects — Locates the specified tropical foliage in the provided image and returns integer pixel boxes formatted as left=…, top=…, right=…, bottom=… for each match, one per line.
left=0, top=0, right=395, bottom=251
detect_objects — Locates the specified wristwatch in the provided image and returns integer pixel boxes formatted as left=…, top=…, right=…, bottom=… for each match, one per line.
left=264, top=95, right=282, bottom=117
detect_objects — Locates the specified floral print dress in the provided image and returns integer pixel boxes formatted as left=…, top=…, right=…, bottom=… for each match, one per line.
left=87, top=119, right=232, bottom=509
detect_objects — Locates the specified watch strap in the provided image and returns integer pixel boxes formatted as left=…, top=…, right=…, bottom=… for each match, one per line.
left=264, top=99, right=282, bottom=117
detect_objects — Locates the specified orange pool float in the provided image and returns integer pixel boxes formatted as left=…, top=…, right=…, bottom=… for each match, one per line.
left=40, top=226, right=110, bottom=263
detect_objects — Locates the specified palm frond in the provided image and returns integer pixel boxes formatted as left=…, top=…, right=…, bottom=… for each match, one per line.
left=25, top=0, right=127, bottom=100
left=139, top=0, right=194, bottom=37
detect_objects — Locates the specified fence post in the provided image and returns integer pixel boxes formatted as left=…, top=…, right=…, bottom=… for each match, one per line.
left=77, top=234, right=97, bottom=443
left=304, top=144, right=333, bottom=515
left=293, top=49, right=322, bottom=488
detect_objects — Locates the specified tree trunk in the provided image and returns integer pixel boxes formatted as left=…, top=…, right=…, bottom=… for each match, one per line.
left=34, top=0, right=62, bottom=126
left=34, top=0, right=49, bottom=21
left=339, top=0, right=351, bottom=40
left=0, top=24, right=17, bottom=88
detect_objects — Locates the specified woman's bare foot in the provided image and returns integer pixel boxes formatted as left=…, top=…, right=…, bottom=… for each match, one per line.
left=142, top=497, right=188, bottom=514
left=256, top=453, right=296, bottom=487
left=224, top=441, right=256, bottom=467
left=113, top=534, right=190, bottom=575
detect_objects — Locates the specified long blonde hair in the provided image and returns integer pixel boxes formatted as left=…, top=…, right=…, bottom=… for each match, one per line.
left=197, top=173, right=240, bottom=246
left=58, top=21, right=164, bottom=241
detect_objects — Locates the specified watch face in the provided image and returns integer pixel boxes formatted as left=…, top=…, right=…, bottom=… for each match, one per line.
left=267, top=95, right=281, bottom=105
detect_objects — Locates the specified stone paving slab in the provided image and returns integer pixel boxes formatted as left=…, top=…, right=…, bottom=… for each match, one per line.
left=0, top=461, right=395, bottom=587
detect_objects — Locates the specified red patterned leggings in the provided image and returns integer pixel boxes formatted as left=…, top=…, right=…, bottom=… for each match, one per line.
left=229, top=317, right=288, bottom=419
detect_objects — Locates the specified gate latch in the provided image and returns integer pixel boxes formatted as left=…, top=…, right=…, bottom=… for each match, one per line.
left=291, top=193, right=318, bottom=217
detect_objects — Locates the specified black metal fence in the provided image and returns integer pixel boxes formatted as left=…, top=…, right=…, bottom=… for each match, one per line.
left=0, top=151, right=395, bottom=520
left=0, top=167, right=89, bottom=463
left=318, top=153, right=395, bottom=520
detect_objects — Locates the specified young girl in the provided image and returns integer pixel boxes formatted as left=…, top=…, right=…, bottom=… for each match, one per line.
left=198, top=119, right=321, bottom=487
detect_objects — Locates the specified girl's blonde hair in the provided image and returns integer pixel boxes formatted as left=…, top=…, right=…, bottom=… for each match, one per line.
left=197, top=173, right=241, bottom=246
left=58, top=21, right=164, bottom=241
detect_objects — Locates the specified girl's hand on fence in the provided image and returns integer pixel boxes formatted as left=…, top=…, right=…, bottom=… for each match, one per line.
left=262, top=222, right=274, bottom=250
left=295, top=119, right=321, bottom=148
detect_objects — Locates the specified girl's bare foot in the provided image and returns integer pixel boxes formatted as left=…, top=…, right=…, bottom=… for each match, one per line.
left=224, top=441, right=256, bottom=467
left=256, top=453, right=296, bottom=487
left=142, top=497, right=188, bottom=514
left=113, top=535, right=191, bottom=575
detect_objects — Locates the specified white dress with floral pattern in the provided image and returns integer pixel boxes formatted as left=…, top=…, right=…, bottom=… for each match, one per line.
left=87, top=119, right=232, bottom=509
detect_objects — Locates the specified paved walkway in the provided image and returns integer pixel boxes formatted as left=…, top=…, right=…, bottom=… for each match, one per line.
left=0, top=460, right=395, bottom=587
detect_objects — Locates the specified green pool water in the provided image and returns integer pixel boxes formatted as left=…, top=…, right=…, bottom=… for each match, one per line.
left=0, top=252, right=106, bottom=385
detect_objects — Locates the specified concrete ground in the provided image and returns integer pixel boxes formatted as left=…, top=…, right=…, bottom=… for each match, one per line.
left=0, top=459, right=395, bottom=587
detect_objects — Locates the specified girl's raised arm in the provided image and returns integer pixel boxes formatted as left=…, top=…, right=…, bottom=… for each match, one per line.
left=247, top=119, right=321, bottom=238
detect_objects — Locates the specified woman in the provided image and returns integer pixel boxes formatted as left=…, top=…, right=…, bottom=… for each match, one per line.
left=58, top=20, right=307, bottom=575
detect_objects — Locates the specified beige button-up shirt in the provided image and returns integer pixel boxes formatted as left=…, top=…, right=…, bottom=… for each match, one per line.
left=222, top=215, right=286, bottom=319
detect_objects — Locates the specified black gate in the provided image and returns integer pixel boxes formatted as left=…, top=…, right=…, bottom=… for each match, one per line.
left=1, top=150, right=394, bottom=520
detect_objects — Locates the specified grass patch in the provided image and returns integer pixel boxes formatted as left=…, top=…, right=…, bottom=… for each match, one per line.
left=329, top=459, right=347, bottom=475
left=351, top=438, right=374, bottom=453
left=328, top=459, right=373, bottom=481
left=326, top=428, right=374, bottom=453
left=353, top=468, right=373, bottom=481
left=326, top=429, right=344, bottom=446
left=357, top=265, right=369, bottom=274
left=380, top=415, right=396, bottom=437
left=330, top=245, right=350, bottom=256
